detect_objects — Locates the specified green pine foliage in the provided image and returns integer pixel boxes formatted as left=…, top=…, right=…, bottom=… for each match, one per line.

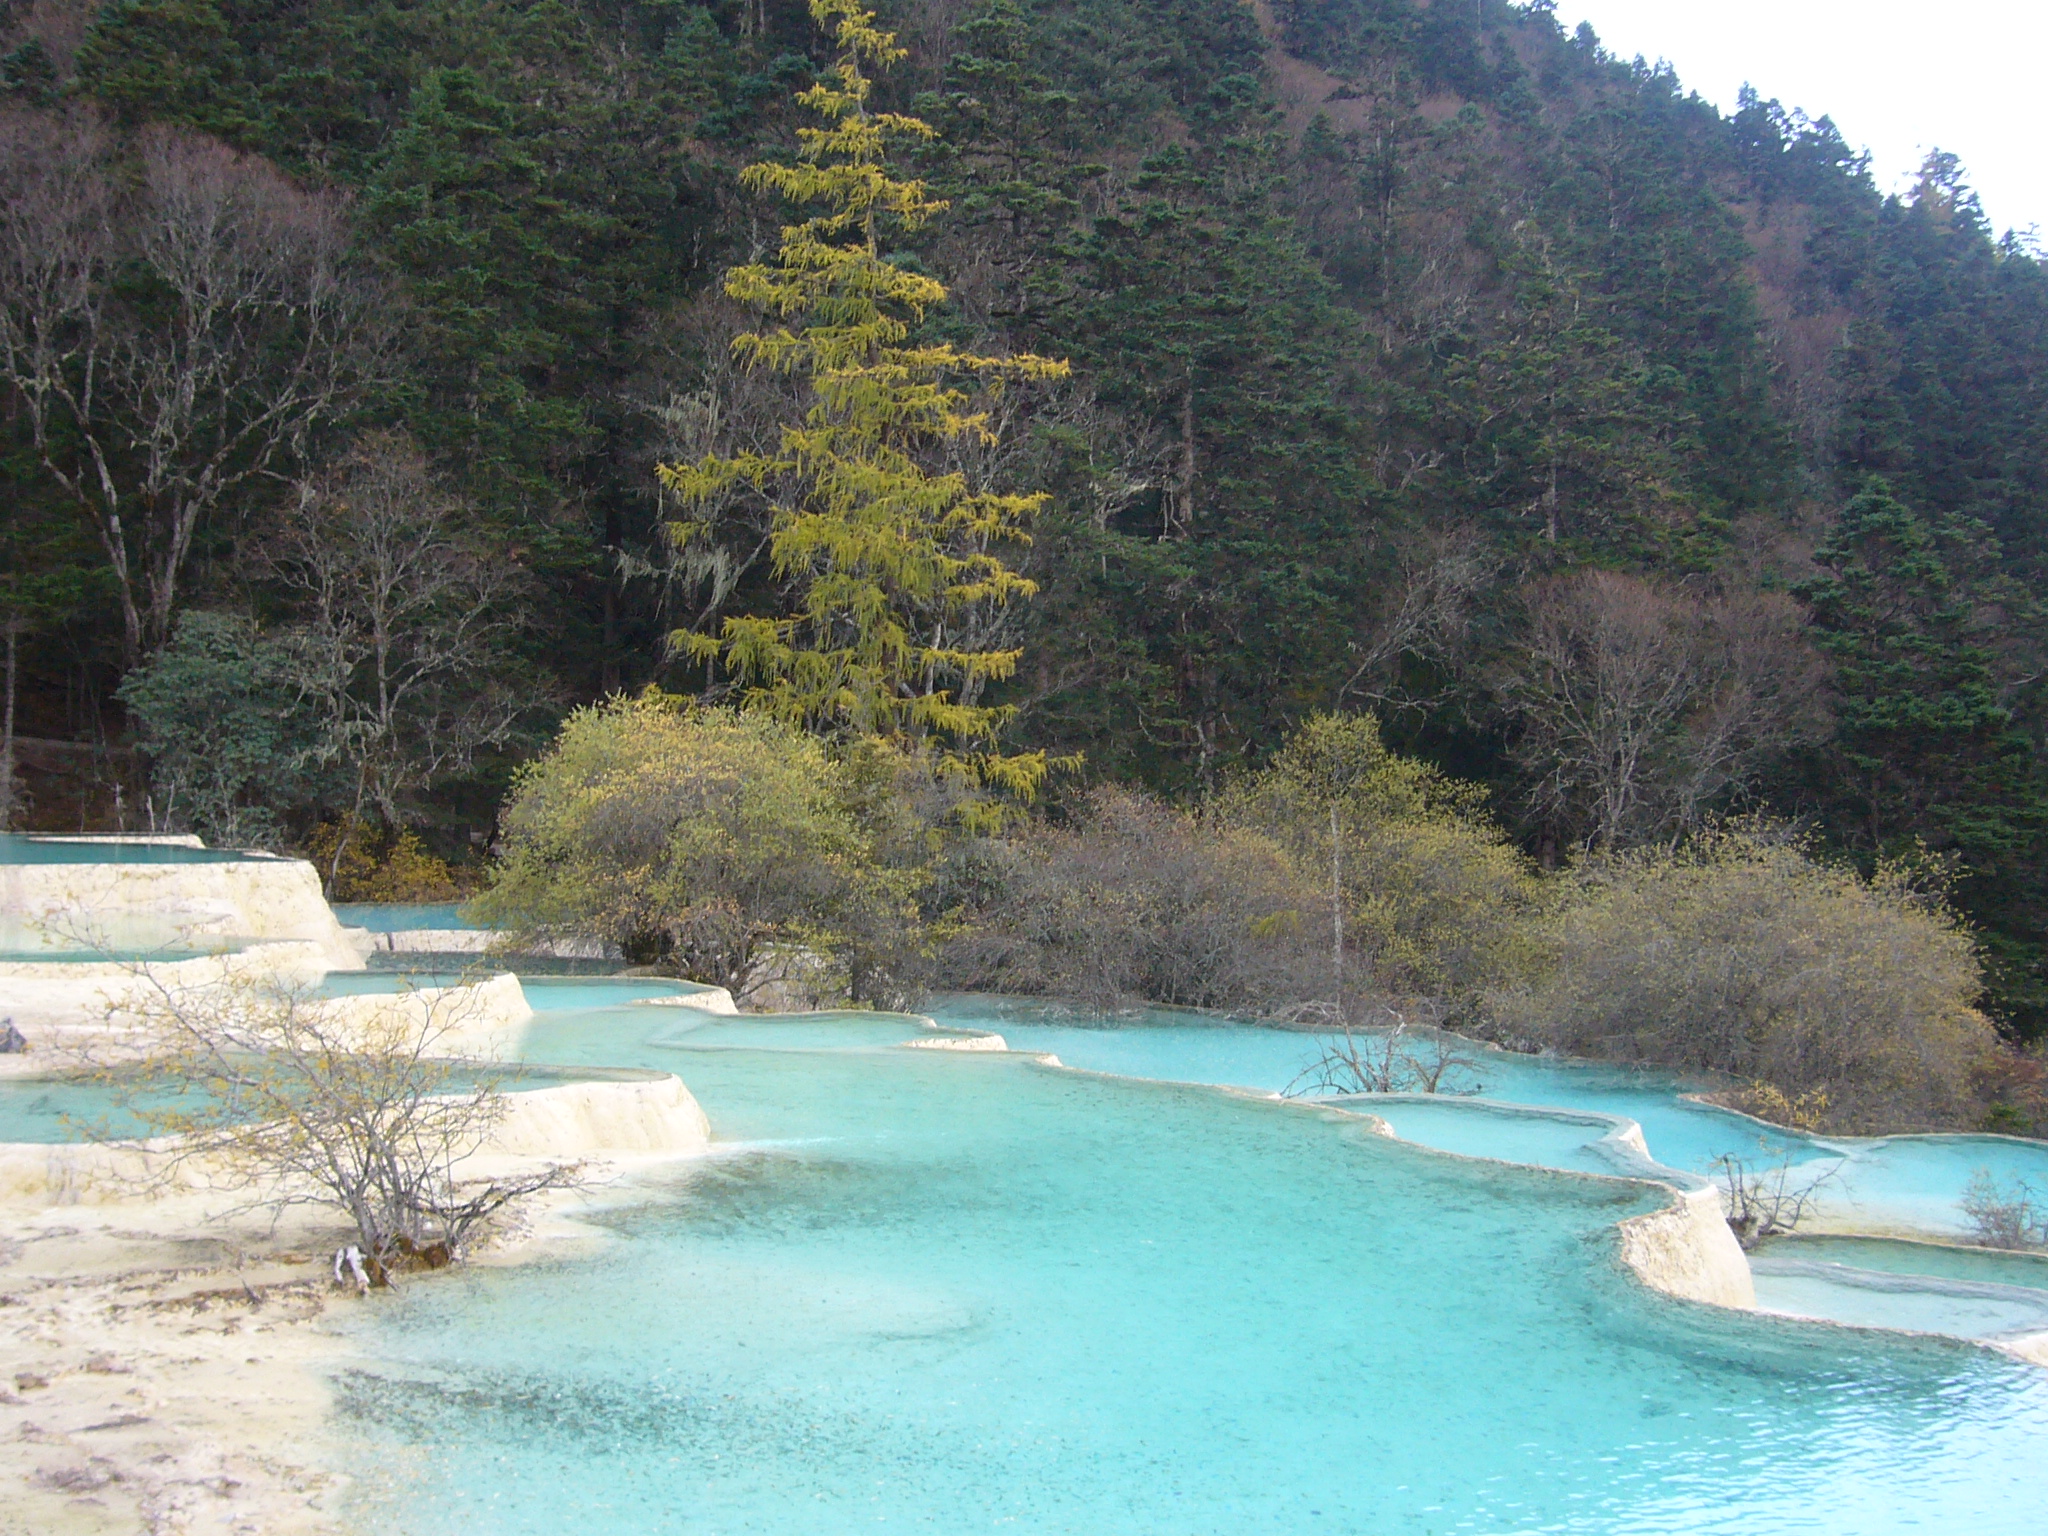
left=1795, top=480, right=2048, bottom=1026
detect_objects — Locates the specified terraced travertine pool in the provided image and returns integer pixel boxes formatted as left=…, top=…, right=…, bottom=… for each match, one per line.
left=331, top=902, right=475, bottom=931
left=930, top=999, right=2048, bottom=1235
left=0, top=833, right=263, bottom=864
left=325, top=986, right=2048, bottom=1535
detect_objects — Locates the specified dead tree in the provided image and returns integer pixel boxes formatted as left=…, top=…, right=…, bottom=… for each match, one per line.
left=1712, top=1146, right=1838, bottom=1250
left=1284, top=1010, right=1484, bottom=1098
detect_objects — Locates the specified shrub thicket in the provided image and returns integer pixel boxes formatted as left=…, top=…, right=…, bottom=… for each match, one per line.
left=935, top=714, right=1535, bottom=1017
left=471, top=693, right=922, bottom=1001
left=1218, top=714, right=1542, bottom=997
left=479, top=701, right=2025, bottom=1136
left=1487, top=827, right=1995, bottom=1131
left=934, top=785, right=1326, bottom=1014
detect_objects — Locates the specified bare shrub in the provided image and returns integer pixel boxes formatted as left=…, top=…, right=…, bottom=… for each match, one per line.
left=1488, top=825, right=1994, bottom=1131
left=939, top=715, right=1536, bottom=1022
left=92, top=966, right=578, bottom=1283
left=1960, top=1170, right=2047, bottom=1251
left=935, top=785, right=1326, bottom=1015
left=1284, top=1011, right=1484, bottom=1097
left=1714, top=1147, right=1838, bottom=1249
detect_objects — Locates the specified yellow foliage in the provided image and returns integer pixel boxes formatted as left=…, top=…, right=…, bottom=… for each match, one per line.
left=1221, top=713, right=1543, bottom=997
left=1726, top=1080, right=1833, bottom=1132
left=470, top=691, right=936, bottom=1001
left=305, top=820, right=461, bottom=902
left=659, top=0, right=1068, bottom=796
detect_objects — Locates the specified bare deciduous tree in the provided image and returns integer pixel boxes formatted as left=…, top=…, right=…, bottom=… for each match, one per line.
left=263, top=431, right=529, bottom=874
left=0, top=107, right=389, bottom=663
left=91, top=964, right=580, bottom=1283
left=1498, top=570, right=1829, bottom=850
left=1335, top=526, right=1493, bottom=712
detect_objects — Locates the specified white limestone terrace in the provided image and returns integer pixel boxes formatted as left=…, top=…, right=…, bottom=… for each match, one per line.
left=0, top=1061, right=712, bottom=1211
left=1310, top=1088, right=2048, bottom=1366
left=1, top=834, right=368, bottom=1052
left=1, top=835, right=361, bottom=970
left=0, top=836, right=718, bottom=1185
left=0, top=835, right=718, bottom=1220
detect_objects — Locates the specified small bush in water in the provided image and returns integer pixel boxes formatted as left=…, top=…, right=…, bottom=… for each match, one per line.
left=1961, top=1170, right=2047, bottom=1250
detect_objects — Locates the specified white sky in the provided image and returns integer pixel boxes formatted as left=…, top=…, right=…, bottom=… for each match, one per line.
left=1560, top=1, right=2048, bottom=237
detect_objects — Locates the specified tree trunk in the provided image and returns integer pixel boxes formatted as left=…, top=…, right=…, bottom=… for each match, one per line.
left=1167, top=383, right=1196, bottom=539
left=0, top=623, right=17, bottom=831
left=1330, top=803, right=1344, bottom=1012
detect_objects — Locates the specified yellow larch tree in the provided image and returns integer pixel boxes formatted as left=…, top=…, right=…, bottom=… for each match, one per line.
left=659, top=0, right=1069, bottom=798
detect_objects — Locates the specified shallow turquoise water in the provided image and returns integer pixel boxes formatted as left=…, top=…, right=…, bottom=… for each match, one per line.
left=935, top=1000, right=1793, bottom=1172
left=333, top=902, right=473, bottom=932
left=0, top=1075, right=162, bottom=1140
left=1757, top=1235, right=2048, bottom=1292
left=331, top=998, right=2048, bottom=1534
left=647, top=1011, right=983, bottom=1052
left=0, top=833, right=256, bottom=864
left=314, top=974, right=735, bottom=1015
left=0, top=946, right=229, bottom=963
left=1752, top=1267, right=2048, bottom=1341
left=1362, top=1098, right=1629, bottom=1177
left=0, top=1063, right=626, bottom=1143
left=935, top=1000, right=2048, bottom=1237
left=314, top=972, right=694, bottom=1008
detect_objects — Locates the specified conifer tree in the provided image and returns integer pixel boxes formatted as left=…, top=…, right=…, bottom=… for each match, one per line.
left=1796, top=479, right=2048, bottom=1027
left=1796, top=480, right=2025, bottom=848
left=660, top=0, right=1067, bottom=797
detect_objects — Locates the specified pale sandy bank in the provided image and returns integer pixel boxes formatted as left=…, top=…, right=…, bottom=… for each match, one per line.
left=0, top=1218, right=353, bottom=1536
left=0, top=1070, right=714, bottom=1533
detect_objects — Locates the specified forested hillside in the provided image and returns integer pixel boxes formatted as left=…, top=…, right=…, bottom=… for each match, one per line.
left=7, top=0, right=2048, bottom=1035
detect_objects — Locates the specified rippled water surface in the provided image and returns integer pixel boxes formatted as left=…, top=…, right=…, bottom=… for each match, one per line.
left=333, top=992, right=2048, bottom=1534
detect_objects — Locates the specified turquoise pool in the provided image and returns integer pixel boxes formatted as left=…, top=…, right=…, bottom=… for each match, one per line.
left=0, top=833, right=257, bottom=864
left=1756, top=1234, right=2048, bottom=1292
left=327, top=990, right=2048, bottom=1534
left=0, top=945, right=232, bottom=963
left=0, top=1062, right=643, bottom=1143
left=333, top=903, right=476, bottom=932
left=935, top=1000, right=2048, bottom=1239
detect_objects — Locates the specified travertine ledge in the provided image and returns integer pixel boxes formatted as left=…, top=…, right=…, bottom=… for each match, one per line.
left=1, top=856, right=363, bottom=971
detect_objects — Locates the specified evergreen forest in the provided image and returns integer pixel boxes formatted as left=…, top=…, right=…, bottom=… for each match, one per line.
left=8, top=0, right=2048, bottom=1048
